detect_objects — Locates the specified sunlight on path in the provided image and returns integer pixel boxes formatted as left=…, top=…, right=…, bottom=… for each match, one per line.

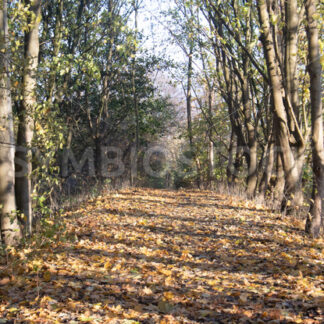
left=1, top=189, right=323, bottom=323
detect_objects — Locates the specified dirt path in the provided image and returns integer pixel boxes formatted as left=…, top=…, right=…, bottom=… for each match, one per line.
left=1, top=188, right=323, bottom=323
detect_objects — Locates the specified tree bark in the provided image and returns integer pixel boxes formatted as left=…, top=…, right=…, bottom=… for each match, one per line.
left=242, top=60, right=258, bottom=198
left=0, top=0, right=22, bottom=245
left=15, top=0, right=41, bottom=235
left=186, top=45, right=194, bottom=149
left=47, top=0, right=63, bottom=103
left=94, top=136, right=102, bottom=178
left=186, top=43, right=201, bottom=188
left=207, top=82, right=214, bottom=188
left=284, top=0, right=300, bottom=126
left=304, top=0, right=324, bottom=237
left=259, top=136, right=275, bottom=195
left=281, top=0, right=306, bottom=213
left=131, top=0, right=139, bottom=187
left=227, top=131, right=235, bottom=186
left=257, top=0, right=300, bottom=212
left=233, top=143, right=243, bottom=184
left=274, top=152, right=285, bottom=203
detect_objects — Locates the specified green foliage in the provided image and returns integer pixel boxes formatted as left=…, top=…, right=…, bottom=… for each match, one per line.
left=1, top=0, right=177, bottom=242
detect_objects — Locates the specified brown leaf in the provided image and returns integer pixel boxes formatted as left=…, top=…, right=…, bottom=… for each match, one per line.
left=0, top=277, right=10, bottom=286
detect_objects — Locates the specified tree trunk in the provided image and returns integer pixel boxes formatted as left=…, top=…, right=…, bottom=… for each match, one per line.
left=208, top=139, right=214, bottom=188
left=130, top=0, right=139, bottom=187
left=273, top=153, right=285, bottom=204
left=95, top=137, right=102, bottom=178
left=15, top=0, right=41, bottom=235
left=242, top=67, right=258, bottom=198
left=227, top=131, right=235, bottom=186
left=257, top=0, right=300, bottom=212
left=233, top=143, right=243, bottom=184
left=186, top=45, right=194, bottom=149
left=284, top=0, right=300, bottom=127
left=0, top=1, right=22, bottom=245
left=259, top=137, right=275, bottom=195
left=304, top=0, right=324, bottom=237
left=282, top=0, right=305, bottom=213
left=207, top=85, right=214, bottom=188
left=186, top=43, right=201, bottom=188
left=246, top=137, right=258, bottom=198
left=47, top=0, right=63, bottom=103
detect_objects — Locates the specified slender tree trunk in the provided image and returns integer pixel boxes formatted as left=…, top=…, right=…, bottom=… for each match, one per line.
left=246, top=137, right=258, bottom=198
left=208, top=140, right=214, bottom=188
left=187, top=45, right=194, bottom=149
left=259, top=136, right=275, bottom=195
left=95, top=137, right=102, bottom=178
left=233, top=142, right=243, bottom=184
left=242, top=68, right=258, bottom=198
left=304, top=0, right=324, bottom=237
left=207, top=87, right=214, bottom=188
left=274, top=153, right=285, bottom=204
left=15, top=0, right=41, bottom=235
left=285, top=0, right=299, bottom=125
left=131, top=0, right=139, bottom=187
left=186, top=43, right=201, bottom=188
left=0, top=0, right=22, bottom=245
left=47, top=0, right=63, bottom=103
left=227, top=131, right=235, bottom=186
left=243, top=6, right=258, bottom=198
left=199, top=37, right=215, bottom=189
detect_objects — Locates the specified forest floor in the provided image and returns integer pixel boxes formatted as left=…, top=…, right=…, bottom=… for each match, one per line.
left=0, top=188, right=323, bottom=323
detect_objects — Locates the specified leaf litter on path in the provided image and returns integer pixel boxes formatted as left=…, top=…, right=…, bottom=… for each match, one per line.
left=0, top=188, right=323, bottom=323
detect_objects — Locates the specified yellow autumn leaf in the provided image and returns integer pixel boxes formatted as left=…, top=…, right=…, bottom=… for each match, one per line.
left=163, top=291, right=174, bottom=300
left=104, top=261, right=113, bottom=270
left=43, top=271, right=51, bottom=282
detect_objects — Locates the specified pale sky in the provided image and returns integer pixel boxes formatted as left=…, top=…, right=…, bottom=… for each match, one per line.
left=133, top=0, right=187, bottom=115
left=132, top=0, right=186, bottom=61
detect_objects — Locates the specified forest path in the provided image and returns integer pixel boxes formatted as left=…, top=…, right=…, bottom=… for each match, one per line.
left=1, top=188, right=323, bottom=323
